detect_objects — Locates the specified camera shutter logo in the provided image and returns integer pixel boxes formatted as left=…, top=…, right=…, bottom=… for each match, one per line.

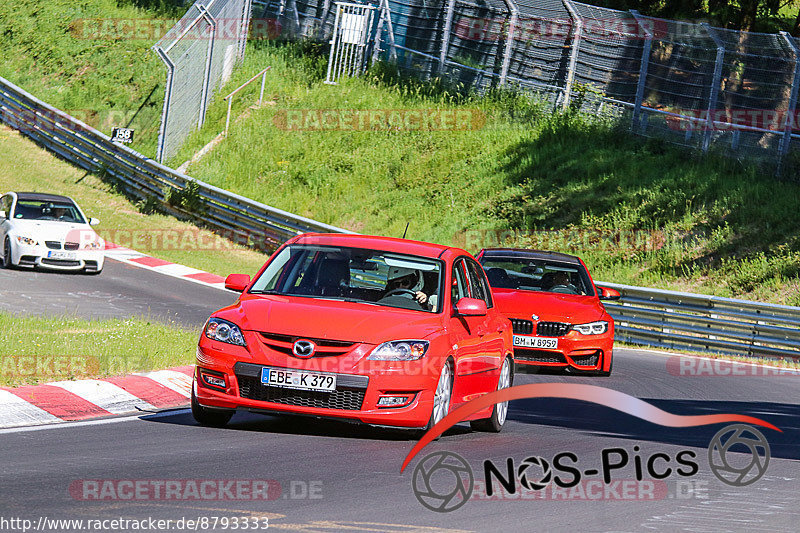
left=708, top=424, right=770, bottom=487
left=292, top=340, right=316, bottom=358
left=412, top=451, right=473, bottom=512
left=517, top=456, right=552, bottom=491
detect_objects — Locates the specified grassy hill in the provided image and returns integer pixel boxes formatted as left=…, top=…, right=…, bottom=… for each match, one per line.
left=0, top=0, right=176, bottom=156
left=169, top=41, right=800, bottom=305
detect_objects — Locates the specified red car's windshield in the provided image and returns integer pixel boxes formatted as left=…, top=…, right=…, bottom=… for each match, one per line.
left=249, top=244, right=444, bottom=312
left=480, top=257, right=595, bottom=296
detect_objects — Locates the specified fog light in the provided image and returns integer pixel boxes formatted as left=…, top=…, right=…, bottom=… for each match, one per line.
left=377, top=395, right=414, bottom=408
left=201, top=372, right=226, bottom=390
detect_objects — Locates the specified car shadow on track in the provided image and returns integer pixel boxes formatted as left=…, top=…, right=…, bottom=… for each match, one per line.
left=140, top=409, right=472, bottom=441
left=506, top=397, right=800, bottom=460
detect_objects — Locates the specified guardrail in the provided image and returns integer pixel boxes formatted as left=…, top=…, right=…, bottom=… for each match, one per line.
left=0, top=75, right=354, bottom=248
left=598, top=282, right=800, bottom=360
left=3, top=74, right=800, bottom=360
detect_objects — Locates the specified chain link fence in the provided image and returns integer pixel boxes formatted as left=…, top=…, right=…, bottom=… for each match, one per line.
left=153, top=0, right=253, bottom=163
left=253, top=0, right=800, bottom=173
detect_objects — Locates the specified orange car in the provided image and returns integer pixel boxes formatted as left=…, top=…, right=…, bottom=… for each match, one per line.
left=193, top=233, right=514, bottom=432
left=477, top=248, right=619, bottom=376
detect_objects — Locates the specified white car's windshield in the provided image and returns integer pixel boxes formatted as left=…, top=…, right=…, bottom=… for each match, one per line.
left=481, top=257, right=595, bottom=296
left=13, top=200, right=86, bottom=224
left=250, top=245, right=443, bottom=312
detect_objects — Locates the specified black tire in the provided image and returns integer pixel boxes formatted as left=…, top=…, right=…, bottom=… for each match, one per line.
left=2, top=237, right=12, bottom=269
left=191, top=389, right=233, bottom=428
left=471, top=356, right=513, bottom=432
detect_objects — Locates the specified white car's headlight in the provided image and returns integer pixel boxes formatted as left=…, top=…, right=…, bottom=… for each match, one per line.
left=367, top=340, right=429, bottom=361
left=15, top=235, right=39, bottom=246
left=572, top=321, right=609, bottom=335
left=204, top=318, right=246, bottom=346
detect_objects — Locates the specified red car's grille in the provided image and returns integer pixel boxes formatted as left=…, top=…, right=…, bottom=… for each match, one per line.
left=536, top=322, right=572, bottom=337
left=509, top=319, right=533, bottom=335
left=233, top=362, right=368, bottom=411
left=236, top=375, right=366, bottom=410
left=514, top=349, right=567, bottom=363
left=259, top=332, right=356, bottom=358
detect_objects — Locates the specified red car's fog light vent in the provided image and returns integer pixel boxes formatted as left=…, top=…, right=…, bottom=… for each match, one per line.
left=509, top=319, right=534, bottom=335
left=536, top=322, right=572, bottom=337
left=259, top=332, right=356, bottom=357
left=571, top=351, right=600, bottom=367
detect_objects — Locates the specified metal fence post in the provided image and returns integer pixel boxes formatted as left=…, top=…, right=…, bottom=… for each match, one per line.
left=630, top=10, right=652, bottom=131
left=372, top=0, right=397, bottom=63
left=238, top=0, right=253, bottom=59
left=499, top=1, right=518, bottom=86
left=439, top=0, right=457, bottom=74
left=701, top=23, right=724, bottom=153
left=197, top=6, right=217, bottom=129
left=778, top=32, right=800, bottom=175
left=561, top=0, right=583, bottom=110
left=154, top=47, right=175, bottom=164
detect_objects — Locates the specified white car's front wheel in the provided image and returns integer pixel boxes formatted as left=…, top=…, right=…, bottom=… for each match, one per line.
left=2, top=237, right=12, bottom=269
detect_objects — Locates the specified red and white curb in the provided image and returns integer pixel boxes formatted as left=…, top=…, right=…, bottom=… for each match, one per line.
left=0, top=366, right=194, bottom=429
left=104, top=242, right=230, bottom=291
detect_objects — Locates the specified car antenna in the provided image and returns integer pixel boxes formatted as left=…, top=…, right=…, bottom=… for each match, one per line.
left=402, top=223, right=409, bottom=239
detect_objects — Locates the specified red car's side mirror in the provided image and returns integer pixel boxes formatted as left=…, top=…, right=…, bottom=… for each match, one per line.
left=454, top=297, right=488, bottom=316
left=225, top=274, right=251, bottom=292
left=598, top=287, right=621, bottom=300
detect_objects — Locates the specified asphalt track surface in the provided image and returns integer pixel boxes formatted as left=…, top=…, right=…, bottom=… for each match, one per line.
left=1, top=259, right=798, bottom=532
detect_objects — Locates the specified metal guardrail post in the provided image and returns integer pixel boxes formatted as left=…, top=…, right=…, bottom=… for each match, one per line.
left=197, top=6, right=217, bottom=129
left=154, top=47, right=175, bottom=164
left=778, top=32, right=800, bottom=175
left=561, top=0, right=583, bottom=110
left=630, top=10, right=652, bottom=131
left=499, top=1, right=519, bottom=86
left=701, top=23, right=724, bottom=153
left=439, top=0, right=457, bottom=75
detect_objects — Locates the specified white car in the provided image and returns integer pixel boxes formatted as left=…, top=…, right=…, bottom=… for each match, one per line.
left=0, top=192, right=105, bottom=274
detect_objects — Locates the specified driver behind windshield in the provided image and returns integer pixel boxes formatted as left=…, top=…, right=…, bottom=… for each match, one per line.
left=384, top=267, right=436, bottom=311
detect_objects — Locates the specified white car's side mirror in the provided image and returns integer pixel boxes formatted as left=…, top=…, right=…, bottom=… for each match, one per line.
left=89, top=217, right=100, bottom=226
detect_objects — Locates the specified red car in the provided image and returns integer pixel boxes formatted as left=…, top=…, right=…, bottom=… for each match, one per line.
left=476, top=248, right=619, bottom=376
left=193, top=233, right=514, bottom=433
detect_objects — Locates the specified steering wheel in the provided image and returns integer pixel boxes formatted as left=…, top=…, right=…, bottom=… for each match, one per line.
left=384, top=288, right=417, bottom=299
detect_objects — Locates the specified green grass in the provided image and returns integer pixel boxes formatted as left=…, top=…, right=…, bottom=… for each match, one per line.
left=0, top=125, right=268, bottom=277
left=0, top=0, right=175, bottom=157
left=0, top=312, right=198, bottom=386
left=170, top=41, right=800, bottom=305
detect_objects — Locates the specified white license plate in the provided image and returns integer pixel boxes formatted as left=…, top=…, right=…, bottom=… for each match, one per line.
left=513, top=335, right=559, bottom=349
left=47, top=251, right=77, bottom=260
left=261, top=367, right=336, bottom=392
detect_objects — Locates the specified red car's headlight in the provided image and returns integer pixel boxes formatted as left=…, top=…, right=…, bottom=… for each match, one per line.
left=572, top=321, right=609, bottom=335
left=204, top=318, right=246, bottom=346
left=367, top=340, right=429, bottom=361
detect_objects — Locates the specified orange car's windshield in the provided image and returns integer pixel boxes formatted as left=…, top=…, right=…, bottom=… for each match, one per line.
left=480, top=258, right=594, bottom=296
left=249, top=245, right=444, bottom=313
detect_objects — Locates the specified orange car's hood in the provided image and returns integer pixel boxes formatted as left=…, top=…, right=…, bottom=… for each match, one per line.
left=491, top=289, right=607, bottom=323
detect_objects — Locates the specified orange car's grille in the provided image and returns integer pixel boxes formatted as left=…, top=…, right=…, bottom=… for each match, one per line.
left=258, top=332, right=356, bottom=358
left=509, top=319, right=534, bottom=335
left=514, top=349, right=567, bottom=363
left=536, top=322, right=572, bottom=337
left=236, top=375, right=366, bottom=410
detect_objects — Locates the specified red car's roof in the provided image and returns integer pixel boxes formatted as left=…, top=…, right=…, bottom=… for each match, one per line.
left=292, top=233, right=459, bottom=259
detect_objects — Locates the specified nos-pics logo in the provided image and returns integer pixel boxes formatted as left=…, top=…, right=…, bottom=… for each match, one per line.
left=411, top=424, right=771, bottom=512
